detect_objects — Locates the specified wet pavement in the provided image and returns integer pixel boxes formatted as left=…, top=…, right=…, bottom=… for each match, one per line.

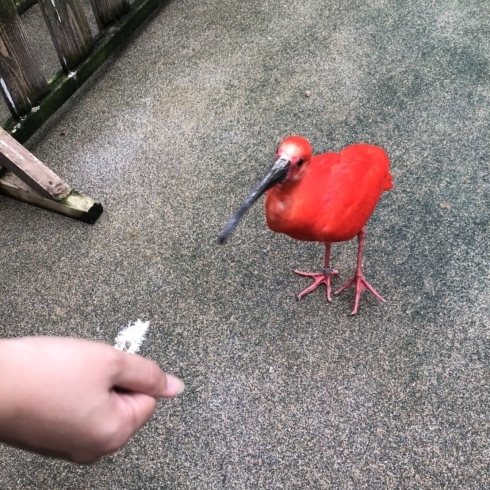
left=1, top=0, right=489, bottom=488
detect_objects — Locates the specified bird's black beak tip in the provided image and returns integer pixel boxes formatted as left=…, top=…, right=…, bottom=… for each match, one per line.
left=217, top=235, right=227, bottom=245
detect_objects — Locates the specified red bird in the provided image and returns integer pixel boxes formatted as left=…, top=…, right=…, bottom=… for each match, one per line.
left=219, top=136, right=393, bottom=315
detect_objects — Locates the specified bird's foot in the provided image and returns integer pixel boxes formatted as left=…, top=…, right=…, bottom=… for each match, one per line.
left=294, top=268, right=339, bottom=302
left=335, top=273, right=385, bottom=315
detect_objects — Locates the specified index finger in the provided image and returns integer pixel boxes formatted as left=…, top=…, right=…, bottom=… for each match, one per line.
left=112, top=351, right=184, bottom=398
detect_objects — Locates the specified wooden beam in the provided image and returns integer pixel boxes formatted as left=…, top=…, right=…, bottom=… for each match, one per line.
left=38, top=0, right=94, bottom=72
left=0, top=128, right=102, bottom=223
left=0, top=171, right=103, bottom=223
left=0, top=127, right=70, bottom=200
left=3, top=0, right=169, bottom=143
left=0, top=0, right=49, bottom=118
left=89, top=0, right=130, bottom=29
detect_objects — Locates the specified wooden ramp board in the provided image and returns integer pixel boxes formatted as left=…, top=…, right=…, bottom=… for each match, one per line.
left=0, top=128, right=102, bottom=223
left=0, top=170, right=103, bottom=223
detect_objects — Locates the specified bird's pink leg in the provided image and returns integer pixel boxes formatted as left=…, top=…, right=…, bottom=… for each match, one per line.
left=335, top=226, right=385, bottom=315
left=294, top=242, right=339, bottom=302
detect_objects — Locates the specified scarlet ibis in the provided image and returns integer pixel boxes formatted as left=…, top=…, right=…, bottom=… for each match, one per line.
left=219, top=136, right=393, bottom=315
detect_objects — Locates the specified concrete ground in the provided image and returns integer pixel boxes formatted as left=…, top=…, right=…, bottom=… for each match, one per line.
left=1, top=0, right=489, bottom=488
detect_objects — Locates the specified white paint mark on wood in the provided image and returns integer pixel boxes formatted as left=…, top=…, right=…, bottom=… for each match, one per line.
left=0, top=138, right=26, bottom=161
left=114, top=319, right=150, bottom=354
left=0, top=78, right=16, bottom=112
left=50, top=0, right=62, bottom=22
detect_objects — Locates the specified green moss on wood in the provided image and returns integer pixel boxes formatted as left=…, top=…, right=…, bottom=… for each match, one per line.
left=3, top=0, right=169, bottom=143
left=14, top=0, right=38, bottom=15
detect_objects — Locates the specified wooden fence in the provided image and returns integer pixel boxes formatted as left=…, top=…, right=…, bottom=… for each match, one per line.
left=1, top=0, right=166, bottom=143
left=0, top=0, right=167, bottom=222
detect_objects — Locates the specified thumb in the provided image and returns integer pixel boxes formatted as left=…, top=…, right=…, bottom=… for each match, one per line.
left=112, top=351, right=184, bottom=398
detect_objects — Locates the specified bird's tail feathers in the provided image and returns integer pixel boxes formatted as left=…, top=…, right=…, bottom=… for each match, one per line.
left=383, top=172, right=394, bottom=191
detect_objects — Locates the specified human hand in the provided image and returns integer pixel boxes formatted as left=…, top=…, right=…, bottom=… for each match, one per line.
left=0, top=336, right=184, bottom=464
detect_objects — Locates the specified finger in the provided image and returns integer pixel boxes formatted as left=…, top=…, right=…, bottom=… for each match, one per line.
left=112, top=352, right=184, bottom=398
left=109, top=392, right=158, bottom=454
left=94, top=392, right=159, bottom=460
left=118, top=392, right=158, bottom=433
left=160, top=373, right=185, bottom=398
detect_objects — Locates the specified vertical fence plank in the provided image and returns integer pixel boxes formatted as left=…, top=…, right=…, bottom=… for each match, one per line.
left=89, top=0, right=130, bottom=29
left=3, top=0, right=169, bottom=143
left=90, top=0, right=131, bottom=29
left=38, top=0, right=93, bottom=72
left=0, top=0, right=49, bottom=119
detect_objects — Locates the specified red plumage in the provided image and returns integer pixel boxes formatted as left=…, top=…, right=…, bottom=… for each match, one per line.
left=219, top=135, right=393, bottom=315
left=266, top=140, right=392, bottom=243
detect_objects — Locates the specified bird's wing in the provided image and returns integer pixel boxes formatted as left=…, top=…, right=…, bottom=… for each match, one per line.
left=312, top=144, right=392, bottom=241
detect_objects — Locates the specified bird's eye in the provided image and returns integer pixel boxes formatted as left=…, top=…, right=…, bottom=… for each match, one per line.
left=297, top=159, right=304, bottom=166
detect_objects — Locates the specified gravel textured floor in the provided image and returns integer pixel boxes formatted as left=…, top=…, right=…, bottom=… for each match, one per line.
left=1, top=0, right=489, bottom=488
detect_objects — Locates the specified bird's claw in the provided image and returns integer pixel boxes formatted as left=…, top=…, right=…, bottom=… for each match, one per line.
left=294, top=269, right=339, bottom=302
left=335, top=274, right=385, bottom=315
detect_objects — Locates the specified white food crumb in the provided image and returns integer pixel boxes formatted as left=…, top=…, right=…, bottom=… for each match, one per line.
left=114, top=319, right=150, bottom=354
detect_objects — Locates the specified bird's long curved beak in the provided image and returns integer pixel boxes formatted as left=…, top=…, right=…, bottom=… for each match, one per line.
left=218, top=157, right=290, bottom=244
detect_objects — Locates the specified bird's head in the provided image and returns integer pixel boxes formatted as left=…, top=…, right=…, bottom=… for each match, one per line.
left=274, top=136, right=313, bottom=182
left=218, top=135, right=313, bottom=244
